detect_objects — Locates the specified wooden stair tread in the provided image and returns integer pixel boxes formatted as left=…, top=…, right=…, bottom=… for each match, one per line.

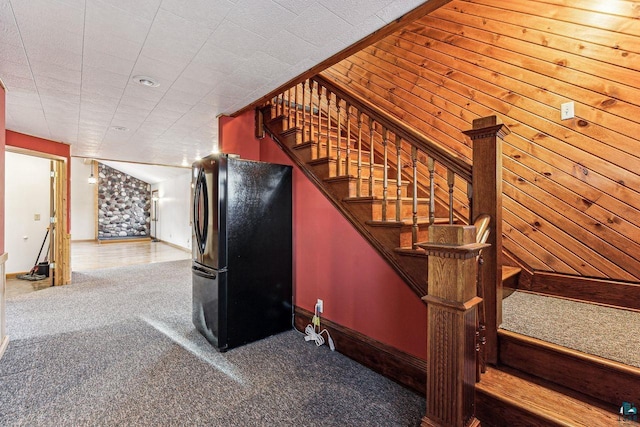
left=477, top=366, right=619, bottom=426
left=502, top=265, right=521, bottom=281
left=343, top=196, right=430, bottom=203
left=393, top=247, right=427, bottom=257
left=366, top=217, right=450, bottom=227
left=498, top=328, right=640, bottom=407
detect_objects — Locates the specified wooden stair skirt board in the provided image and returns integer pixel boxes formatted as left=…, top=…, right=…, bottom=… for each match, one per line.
left=498, top=329, right=640, bottom=408
left=293, top=306, right=426, bottom=394
left=518, top=271, right=640, bottom=312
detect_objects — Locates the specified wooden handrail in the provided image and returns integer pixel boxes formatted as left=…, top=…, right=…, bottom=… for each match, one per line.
left=314, top=74, right=472, bottom=182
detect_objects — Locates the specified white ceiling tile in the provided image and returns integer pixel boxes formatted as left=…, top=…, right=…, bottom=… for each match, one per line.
left=29, top=60, right=81, bottom=84
left=286, top=3, right=353, bottom=47
left=172, top=75, right=216, bottom=94
left=11, top=0, right=84, bottom=37
left=84, top=51, right=136, bottom=78
left=140, top=9, right=211, bottom=65
left=376, top=0, right=426, bottom=24
left=338, top=14, right=386, bottom=46
left=272, top=0, right=315, bottom=15
left=162, top=87, right=201, bottom=106
left=95, top=0, right=162, bottom=21
left=0, top=43, right=28, bottom=66
left=208, top=19, right=267, bottom=59
left=1, top=74, right=37, bottom=92
left=120, top=83, right=166, bottom=104
left=192, top=38, right=247, bottom=74
left=160, top=0, right=234, bottom=30
left=0, top=1, right=23, bottom=47
left=83, top=31, right=142, bottom=62
left=227, top=0, right=296, bottom=40
left=85, top=0, right=152, bottom=46
left=318, top=0, right=392, bottom=26
left=181, top=62, right=228, bottom=86
left=264, top=29, right=314, bottom=66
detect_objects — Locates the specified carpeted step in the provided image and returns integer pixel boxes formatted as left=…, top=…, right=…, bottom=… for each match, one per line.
left=476, top=366, right=620, bottom=426
left=498, top=329, right=640, bottom=408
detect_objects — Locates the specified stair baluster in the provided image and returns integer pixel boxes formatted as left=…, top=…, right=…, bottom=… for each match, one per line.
left=447, top=169, right=455, bottom=224
left=345, top=103, right=351, bottom=177
left=395, top=135, right=402, bottom=223
left=368, top=118, right=375, bottom=198
left=336, top=96, right=342, bottom=176
left=316, top=85, right=324, bottom=159
left=382, top=127, right=389, bottom=222
left=285, top=88, right=291, bottom=130
left=411, top=146, right=418, bottom=249
left=326, top=90, right=333, bottom=159
left=301, top=80, right=307, bottom=142
left=293, top=84, right=299, bottom=130
left=310, top=80, right=317, bottom=144
left=428, top=157, right=435, bottom=225
left=356, top=112, right=363, bottom=197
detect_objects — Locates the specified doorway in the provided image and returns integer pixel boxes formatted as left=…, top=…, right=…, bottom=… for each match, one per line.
left=5, top=148, right=70, bottom=286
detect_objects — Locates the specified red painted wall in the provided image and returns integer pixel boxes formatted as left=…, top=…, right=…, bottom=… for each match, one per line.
left=219, top=114, right=260, bottom=161
left=221, top=111, right=427, bottom=359
left=5, top=131, right=72, bottom=231
left=0, top=85, right=5, bottom=253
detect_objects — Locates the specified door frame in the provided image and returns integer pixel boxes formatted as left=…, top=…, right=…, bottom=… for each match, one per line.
left=6, top=146, right=70, bottom=285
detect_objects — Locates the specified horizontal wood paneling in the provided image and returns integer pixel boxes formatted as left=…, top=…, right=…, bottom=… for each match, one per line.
left=324, top=0, right=640, bottom=282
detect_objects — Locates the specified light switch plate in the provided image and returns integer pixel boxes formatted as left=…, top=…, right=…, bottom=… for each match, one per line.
left=561, top=101, right=575, bottom=120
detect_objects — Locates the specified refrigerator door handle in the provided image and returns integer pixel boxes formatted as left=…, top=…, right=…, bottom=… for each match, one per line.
left=193, top=168, right=209, bottom=255
left=192, top=264, right=216, bottom=279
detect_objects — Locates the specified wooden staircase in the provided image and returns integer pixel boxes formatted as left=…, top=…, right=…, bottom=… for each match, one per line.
left=259, top=77, right=629, bottom=425
left=261, top=77, right=467, bottom=296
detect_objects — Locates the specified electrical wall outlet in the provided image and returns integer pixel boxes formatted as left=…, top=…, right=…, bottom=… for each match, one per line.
left=316, top=299, right=323, bottom=314
left=561, top=101, right=574, bottom=120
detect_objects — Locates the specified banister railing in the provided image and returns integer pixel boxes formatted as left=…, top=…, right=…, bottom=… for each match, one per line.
left=314, top=75, right=472, bottom=183
left=273, top=76, right=474, bottom=247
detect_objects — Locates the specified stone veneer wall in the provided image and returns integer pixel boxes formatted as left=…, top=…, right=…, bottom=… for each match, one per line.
left=97, top=163, right=150, bottom=239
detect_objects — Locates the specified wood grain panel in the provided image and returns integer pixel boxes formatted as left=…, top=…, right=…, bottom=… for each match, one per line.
left=324, top=0, right=640, bottom=282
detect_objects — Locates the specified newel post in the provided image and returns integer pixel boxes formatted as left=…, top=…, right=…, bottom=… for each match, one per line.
left=419, top=225, right=489, bottom=427
left=463, top=116, right=509, bottom=365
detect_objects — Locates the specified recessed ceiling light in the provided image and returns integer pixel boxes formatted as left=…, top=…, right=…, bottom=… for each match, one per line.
left=110, top=126, right=129, bottom=132
left=132, top=75, right=160, bottom=88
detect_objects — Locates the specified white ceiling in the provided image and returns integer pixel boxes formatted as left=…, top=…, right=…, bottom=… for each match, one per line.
left=1, top=0, right=427, bottom=167
left=100, top=160, right=189, bottom=184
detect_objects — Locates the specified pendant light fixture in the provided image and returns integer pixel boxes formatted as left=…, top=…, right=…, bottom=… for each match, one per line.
left=88, top=160, right=97, bottom=184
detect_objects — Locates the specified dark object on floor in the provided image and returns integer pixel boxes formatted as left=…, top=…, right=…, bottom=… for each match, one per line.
left=16, top=229, right=50, bottom=282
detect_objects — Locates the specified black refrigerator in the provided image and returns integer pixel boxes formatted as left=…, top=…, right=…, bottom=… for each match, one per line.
left=192, top=154, right=292, bottom=351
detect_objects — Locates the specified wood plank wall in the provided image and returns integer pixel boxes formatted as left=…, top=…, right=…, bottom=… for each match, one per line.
left=323, top=0, right=640, bottom=282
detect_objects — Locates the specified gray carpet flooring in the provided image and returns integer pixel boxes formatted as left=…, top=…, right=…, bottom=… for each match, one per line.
left=502, top=291, right=640, bottom=368
left=1, top=260, right=425, bottom=426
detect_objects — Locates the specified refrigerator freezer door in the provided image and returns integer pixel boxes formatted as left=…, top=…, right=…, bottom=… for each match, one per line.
left=192, top=157, right=220, bottom=269
left=192, top=264, right=227, bottom=351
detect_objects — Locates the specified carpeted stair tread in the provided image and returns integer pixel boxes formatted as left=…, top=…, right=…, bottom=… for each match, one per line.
left=502, top=290, right=640, bottom=368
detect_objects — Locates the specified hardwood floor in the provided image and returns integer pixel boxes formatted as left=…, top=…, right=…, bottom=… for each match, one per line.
left=7, top=240, right=191, bottom=298
left=71, top=240, right=190, bottom=271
